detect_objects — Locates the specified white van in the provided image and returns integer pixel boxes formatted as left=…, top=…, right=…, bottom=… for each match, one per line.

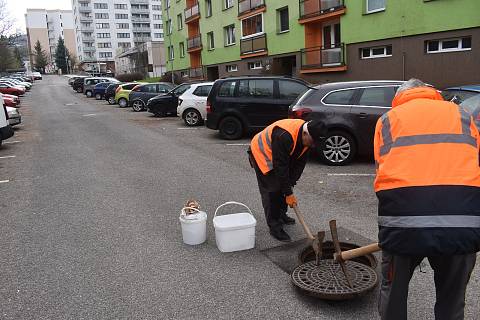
left=0, top=95, right=14, bottom=146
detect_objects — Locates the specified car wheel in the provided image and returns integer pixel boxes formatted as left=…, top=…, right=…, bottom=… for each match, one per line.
left=85, top=91, right=93, bottom=98
left=219, top=116, right=243, bottom=140
left=132, top=100, right=145, bottom=112
left=183, top=109, right=202, bottom=126
left=76, top=87, right=83, bottom=93
left=95, top=93, right=102, bottom=100
left=118, top=98, right=128, bottom=108
left=107, top=97, right=115, bottom=105
left=318, top=130, right=357, bottom=166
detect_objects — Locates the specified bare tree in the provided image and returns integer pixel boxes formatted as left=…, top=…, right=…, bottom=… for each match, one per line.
left=0, top=0, right=14, bottom=37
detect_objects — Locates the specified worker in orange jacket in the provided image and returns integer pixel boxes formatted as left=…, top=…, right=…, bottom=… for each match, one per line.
left=248, top=119, right=327, bottom=241
left=374, top=79, right=480, bottom=320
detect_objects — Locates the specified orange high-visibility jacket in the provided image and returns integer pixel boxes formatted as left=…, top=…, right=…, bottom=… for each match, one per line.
left=250, top=119, right=308, bottom=175
left=373, top=87, right=480, bottom=255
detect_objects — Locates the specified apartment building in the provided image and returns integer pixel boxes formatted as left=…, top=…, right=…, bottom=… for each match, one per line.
left=25, top=9, right=77, bottom=66
left=71, top=0, right=165, bottom=73
left=163, top=0, right=480, bottom=88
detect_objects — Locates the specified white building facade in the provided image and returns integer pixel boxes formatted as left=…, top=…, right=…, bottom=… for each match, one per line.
left=71, top=0, right=164, bottom=73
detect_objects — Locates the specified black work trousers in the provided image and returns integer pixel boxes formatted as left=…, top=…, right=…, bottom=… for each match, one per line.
left=379, top=251, right=476, bottom=320
left=249, top=153, right=288, bottom=231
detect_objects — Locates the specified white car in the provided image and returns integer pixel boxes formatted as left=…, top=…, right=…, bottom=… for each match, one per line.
left=0, top=96, right=14, bottom=146
left=6, top=106, right=21, bottom=126
left=177, top=82, right=214, bottom=126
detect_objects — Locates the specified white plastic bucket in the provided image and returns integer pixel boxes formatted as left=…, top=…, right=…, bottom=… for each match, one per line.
left=179, top=207, right=207, bottom=245
left=213, top=201, right=256, bottom=252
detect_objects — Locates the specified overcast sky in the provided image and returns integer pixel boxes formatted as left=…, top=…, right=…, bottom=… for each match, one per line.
left=7, top=0, right=72, bottom=33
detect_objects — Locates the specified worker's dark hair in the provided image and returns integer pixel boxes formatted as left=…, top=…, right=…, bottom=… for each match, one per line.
left=307, top=120, right=327, bottom=142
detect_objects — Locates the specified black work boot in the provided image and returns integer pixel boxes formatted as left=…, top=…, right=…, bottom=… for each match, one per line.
left=269, top=227, right=292, bottom=242
left=281, top=215, right=296, bottom=225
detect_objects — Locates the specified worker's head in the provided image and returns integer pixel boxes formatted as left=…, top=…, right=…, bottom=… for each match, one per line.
left=392, top=78, right=443, bottom=108
left=303, top=120, right=327, bottom=147
left=396, top=78, right=429, bottom=96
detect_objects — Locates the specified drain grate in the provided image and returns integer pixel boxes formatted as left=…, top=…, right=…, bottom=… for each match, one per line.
left=291, top=260, right=378, bottom=300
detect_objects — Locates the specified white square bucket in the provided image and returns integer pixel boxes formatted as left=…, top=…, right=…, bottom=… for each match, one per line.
left=213, top=202, right=256, bottom=253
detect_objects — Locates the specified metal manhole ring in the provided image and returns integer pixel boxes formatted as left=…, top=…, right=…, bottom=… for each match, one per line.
left=291, top=260, right=378, bottom=300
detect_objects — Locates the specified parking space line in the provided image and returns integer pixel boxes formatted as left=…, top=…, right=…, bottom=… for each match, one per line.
left=0, top=155, right=16, bottom=159
left=82, top=113, right=97, bottom=117
left=327, top=173, right=375, bottom=177
left=177, top=127, right=199, bottom=130
left=0, top=180, right=9, bottom=184
left=3, top=141, right=21, bottom=144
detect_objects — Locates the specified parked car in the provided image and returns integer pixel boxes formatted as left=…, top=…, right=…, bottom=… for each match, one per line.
left=1, top=94, right=20, bottom=106
left=6, top=106, right=21, bottom=126
left=288, top=80, right=404, bottom=165
left=0, top=80, right=26, bottom=92
left=32, top=72, right=42, bottom=80
left=205, top=77, right=309, bottom=139
left=72, top=77, right=86, bottom=93
left=2, top=95, right=17, bottom=107
left=460, top=94, right=480, bottom=129
left=0, top=83, right=25, bottom=96
left=442, top=85, right=480, bottom=104
left=68, top=75, right=87, bottom=86
left=93, top=82, right=112, bottom=100
left=115, top=82, right=141, bottom=108
left=177, top=82, right=214, bottom=126
left=129, top=82, right=174, bottom=112
left=84, top=77, right=118, bottom=97
left=3, top=78, right=31, bottom=90
left=146, top=83, right=192, bottom=117
left=0, top=95, right=14, bottom=146
left=105, top=83, right=122, bottom=105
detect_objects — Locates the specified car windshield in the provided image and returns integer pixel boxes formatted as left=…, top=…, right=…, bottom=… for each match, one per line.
left=460, top=94, right=480, bottom=115
left=172, top=84, right=191, bottom=96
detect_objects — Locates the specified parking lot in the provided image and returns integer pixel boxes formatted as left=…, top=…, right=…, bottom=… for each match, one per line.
left=1, top=75, right=479, bottom=319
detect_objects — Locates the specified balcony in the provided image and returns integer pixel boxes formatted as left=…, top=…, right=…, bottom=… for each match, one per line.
left=240, top=33, right=267, bottom=57
left=238, top=0, right=265, bottom=17
left=133, top=35, right=152, bottom=42
left=83, top=46, right=96, bottom=52
left=299, top=0, right=345, bottom=23
left=81, top=27, right=94, bottom=32
left=79, top=16, right=93, bottom=23
left=184, top=2, right=200, bottom=23
left=131, top=16, right=150, bottom=22
left=131, top=7, right=150, bottom=14
left=300, top=43, right=346, bottom=73
left=187, top=35, right=202, bottom=52
left=189, top=67, right=203, bottom=79
left=79, top=0, right=91, bottom=3
left=79, top=7, right=92, bottom=13
left=132, top=26, right=151, bottom=32
left=130, top=0, right=149, bottom=3
left=82, top=35, right=94, bottom=42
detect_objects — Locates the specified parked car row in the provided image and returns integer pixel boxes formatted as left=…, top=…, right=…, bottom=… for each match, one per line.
left=68, top=74, right=480, bottom=166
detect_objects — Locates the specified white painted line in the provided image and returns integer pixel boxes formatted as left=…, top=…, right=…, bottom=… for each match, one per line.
left=226, top=143, right=250, bottom=146
left=3, top=140, right=21, bottom=144
left=0, top=155, right=16, bottom=159
left=0, top=180, right=9, bottom=184
left=82, top=113, right=97, bottom=117
left=177, top=127, right=199, bottom=130
left=327, top=173, right=375, bottom=177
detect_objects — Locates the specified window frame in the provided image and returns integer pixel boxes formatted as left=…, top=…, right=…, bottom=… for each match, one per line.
left=177, top=13, right=183, bottom=30
left=360, top=45, right=392, bottom=59
left=240, top=13, right=264, bottom=40
left=223, top=0, right=234, bottom=10
left=207, top=31, right=215, bottom=50
left=224, top=25, right=236, bottom=46
left=226, top=64, right=238, bottom=72
left=365, top=0, right=385, bottom=14
left=277, top=6, right=289, bottom=34
left=247, top=61, right=262, bottom=70
left=179, top=42, right=185, bottom=58
left=426, top=37, right=472, bottom=54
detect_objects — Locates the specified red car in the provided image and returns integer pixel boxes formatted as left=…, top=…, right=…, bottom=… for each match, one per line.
left=3, top=96, right=17, bottom=107
left=0, top=83, right=25, bottom=96
left=1, top=94, right=20, bottom=106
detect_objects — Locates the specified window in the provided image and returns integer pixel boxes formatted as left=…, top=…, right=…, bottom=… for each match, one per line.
left=226, top=64, right=237, bottom=72
left=361, top=45, right=392, bottom=59
left=99, top=52, right=113, bottom=58
left=427, top=37, right=471, bottom=53
left=117, top=33, right=130, bottom=38
left=154, top=24, right=163, bottom=29
left=177, top=14, right=183, bottom=30
left=94, top=3, right=108, bottom=9
left=278, top=81, right=308, bottom=99
left=96, top=23, right=110, bottom=29
left=358, top=87, right=397, bottom=107
left=442, top=90, right=477, bottom=104
left=206, top=0, right=212, bottom=17
left=248, top=61, right=262, bottom=70
left=277, top=7, right=289, bottom=33
left=97, top=42, right=112, bottom=48
left=207, top=32, right=215, bottom=50
left=173, top=84, right=190, bottom=96
left=97, top=33, right=110, bottom=38
left=152, top=5, right=162, bottom=10
left=166, top=19, right=172, bottom=34
left=323, top=89, right=355, bottom=105
left=224, top=0, right=234, bottom=10
left=153, top=14, right=162, bottom=20
left=241, top=14, right=263, bottom=38
left=95, top=13, right=109, bottom=19
left=118, top=42, right=131, bottom=48
left=218, top=81, right=236, bottom=97
left=166, top=0, right=170, bottom=8
left=366, top=0, right=385, bottom=13
left=179, top=42, right=185, bottom=57
left=224, top=25, right=235, bottom=46
left=114, top=4, right=127, bottom=9
left=238, top=80, right=274, bottom=98
left=193, top=85, right=212, bottom=97
left=115, top=14, right=129, bottom=19
left=158, top=85, right=171, bottom=93
left=140, top=84, right=158, bottom=93
left=168, top=45, right=174, bottom=60
left=154, top=33, right=163, bottom=38
left=116, top=23, right=129, bottom=29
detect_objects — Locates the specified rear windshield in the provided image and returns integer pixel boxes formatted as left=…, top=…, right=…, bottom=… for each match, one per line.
left=122, top=84, right=137, bottom=90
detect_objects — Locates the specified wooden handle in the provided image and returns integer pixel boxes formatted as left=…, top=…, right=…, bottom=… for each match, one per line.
left=292, top=204, right=315, bottom=241
left=334, top=243, right=381, bottom=262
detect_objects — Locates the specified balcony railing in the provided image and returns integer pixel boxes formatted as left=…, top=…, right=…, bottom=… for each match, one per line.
left=131, top=7, right=150, bottom=14
left=300, top=43, right=345, bottom=69
left=79, top=16, right=93, bottom=23
left=82, top=36, right=95, bottom=42
left=83, top=46, right=96, bottom=52
left=131, top=16, right=150, bottom=22
left=132, top=26, right=151, bottom=32
left=184, top=2, right=200, bottom=22
left=189, top=67, right=203, bottom=79
left=81, top=27, right=94, bottom=32
left=130, top=0, right=149, bottom=3
left=299, top=0, right=345, bottom=20
left=240, top=33, right=267, bottom=55
left=79, top=7, right=92, bottom=13
left=187, top=35, right=202, bottom=50
left=238, top=0, right=265, bottom=16
left=133, top=36, right=152, bottom=42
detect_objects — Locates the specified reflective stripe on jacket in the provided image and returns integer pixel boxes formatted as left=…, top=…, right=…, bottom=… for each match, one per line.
left=373, top=87, right=480, bottom=255
left=250, top=119, right=307, bottom=175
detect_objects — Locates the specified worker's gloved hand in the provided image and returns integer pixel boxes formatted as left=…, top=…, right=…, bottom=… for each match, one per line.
left=285, top=194, right=297, bottom=208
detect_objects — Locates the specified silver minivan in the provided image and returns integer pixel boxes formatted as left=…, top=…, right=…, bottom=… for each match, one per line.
left=83, top=77, right=119, bottom=97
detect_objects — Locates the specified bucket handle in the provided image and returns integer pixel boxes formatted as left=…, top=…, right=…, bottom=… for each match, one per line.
left=214, top=201, right=252, bottom=218
left=181, top=207, right=204, bottom=220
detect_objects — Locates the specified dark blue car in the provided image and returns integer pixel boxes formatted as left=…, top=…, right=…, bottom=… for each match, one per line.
left=93, top=82, right=112, bottom=100
left=441, top=85, right=480, bottom=104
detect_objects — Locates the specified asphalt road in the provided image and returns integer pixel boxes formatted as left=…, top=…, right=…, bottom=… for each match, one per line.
left=0, top=75, right=478, bottom=319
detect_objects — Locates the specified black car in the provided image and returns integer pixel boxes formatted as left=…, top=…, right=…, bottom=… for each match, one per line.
left=289, top=80, right=404, bottom=166
left=72, top=77, right=86, bottom=93
left=205, top=77, right=309, bottom=139
left=104, top=83, right=122, bottom=105
left=146, top=83, right=192, bottom=117
left=129, top=82, right=175, bottom=112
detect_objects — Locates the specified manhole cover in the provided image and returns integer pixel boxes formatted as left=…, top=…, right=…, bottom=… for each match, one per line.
left=291, top=260, right=378, bottom=300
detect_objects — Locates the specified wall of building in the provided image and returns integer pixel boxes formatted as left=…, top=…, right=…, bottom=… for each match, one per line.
left=163, top=0, right=190, bottom=71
